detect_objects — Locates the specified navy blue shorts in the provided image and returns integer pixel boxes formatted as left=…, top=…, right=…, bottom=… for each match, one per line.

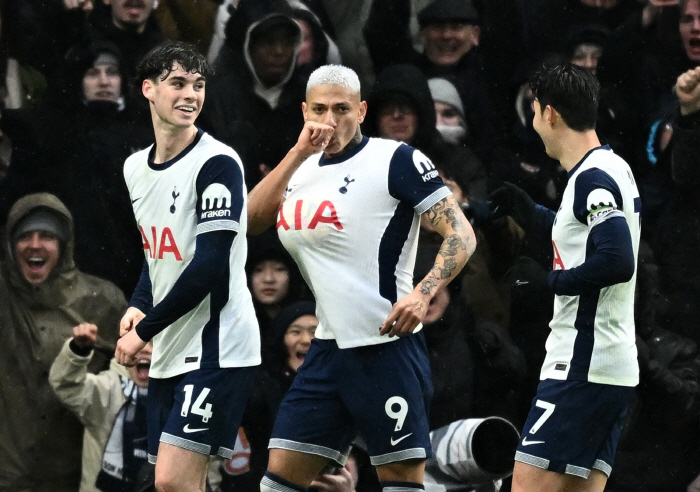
left=515, top=379, right=633, bottom=478
left=147, top=366, right=256, bottom=463
left=270, top=334, right=433, bottom=466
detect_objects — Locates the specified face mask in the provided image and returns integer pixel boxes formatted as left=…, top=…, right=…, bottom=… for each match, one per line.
left=437, top=124, right=466, bottom=144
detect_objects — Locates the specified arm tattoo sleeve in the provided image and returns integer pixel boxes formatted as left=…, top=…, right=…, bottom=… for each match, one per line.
left=419, top=199, right=473, bottom=294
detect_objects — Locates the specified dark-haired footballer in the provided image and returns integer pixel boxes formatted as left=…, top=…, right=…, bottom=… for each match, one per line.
left=115, top=40, right=260, bottom=492
left=491, top=63, right=640, bottom=492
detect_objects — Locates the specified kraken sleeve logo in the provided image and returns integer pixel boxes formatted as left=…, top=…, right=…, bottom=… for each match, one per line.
left=201, top=183, right=232, bottom=219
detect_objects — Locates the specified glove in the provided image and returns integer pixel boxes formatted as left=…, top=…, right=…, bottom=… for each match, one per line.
left=488, top=182, right=536, bottom=230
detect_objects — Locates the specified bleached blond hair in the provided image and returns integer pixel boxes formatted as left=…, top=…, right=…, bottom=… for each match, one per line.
left=306, top=65, right=361, bottom=96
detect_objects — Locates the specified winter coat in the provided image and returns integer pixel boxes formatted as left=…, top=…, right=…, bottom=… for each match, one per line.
left=0, top=193, right=126, bottom=492
left=199, top=0, right=306, bottom=188
left=49, top=339, right=134, bottom=492
left=0, top=97, right=152, bottom=297
left=364, top=0, right=496, bottom=161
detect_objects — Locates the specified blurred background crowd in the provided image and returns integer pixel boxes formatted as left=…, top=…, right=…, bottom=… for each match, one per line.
left=2, top=0, right=700, bottom=491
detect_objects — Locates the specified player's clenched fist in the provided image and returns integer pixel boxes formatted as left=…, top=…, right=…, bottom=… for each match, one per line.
left=294, top=121, right=334, bottom=156
left=120, top=306, right=146, bottom=337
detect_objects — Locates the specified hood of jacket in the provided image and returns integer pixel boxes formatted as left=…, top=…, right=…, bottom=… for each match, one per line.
left=289, top=0, right=330, bottom=69
left=223, top=0, right=301, bottom=94
left=4, top=193, right=77, bottom=308
left=364, top=63, right=440, bottom=153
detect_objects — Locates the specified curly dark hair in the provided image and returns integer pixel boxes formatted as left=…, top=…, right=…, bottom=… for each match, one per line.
left=136, top=40, right=213, bottom=83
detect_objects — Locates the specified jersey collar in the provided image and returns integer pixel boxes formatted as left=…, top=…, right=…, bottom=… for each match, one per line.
left=568, top=144, right=611, bottom=177
left=148, top=128, right=204, bottom=171
left=319, top=136, right=369, bottom=166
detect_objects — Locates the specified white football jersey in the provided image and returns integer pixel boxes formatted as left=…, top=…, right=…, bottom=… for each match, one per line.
left=277, top=137, right=451, bottom=348
left=124, top=130, right=260, bottom=378
left=543, top=145, right=640, bottom=386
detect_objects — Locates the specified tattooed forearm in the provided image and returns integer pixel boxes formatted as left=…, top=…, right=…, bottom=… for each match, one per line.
left=440, top=233, right=466, bottom=258
left=420, top=278, right=438, bottom=296
left=436, top=257, right=458, bottom=279
left=428, top=199, right=469, bottom=234
left=427, top=198, right=448, bottom=227
left=417, top=194, right=476, bottom=298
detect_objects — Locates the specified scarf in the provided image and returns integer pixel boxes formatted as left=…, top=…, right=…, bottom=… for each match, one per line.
left=95, top=378, right=149, bottom=492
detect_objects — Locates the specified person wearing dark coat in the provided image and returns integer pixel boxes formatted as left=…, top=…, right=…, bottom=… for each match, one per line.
left=364, top=63, right=487, bottom=204
left=59, top=0, right=163, bottom=79
left=364, top=0, right=496, bottom=162
left=0, top=40, right=152, bottom=297
left=0, top=193, right=126, bottom=492
left=521, top=0, right=641, bottom=63
left=199, top=0, right=306, bottom=188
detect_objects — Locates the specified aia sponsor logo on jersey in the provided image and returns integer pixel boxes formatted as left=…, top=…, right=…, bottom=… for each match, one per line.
left=139, top=225, right=183, bottom=260
left=201, top=183, right=232, bottom=219
left=276, top=200, right=343, bottom=231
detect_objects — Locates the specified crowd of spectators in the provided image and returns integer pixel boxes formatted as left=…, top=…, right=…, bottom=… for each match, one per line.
left=2, top=0, right=700, bottom=491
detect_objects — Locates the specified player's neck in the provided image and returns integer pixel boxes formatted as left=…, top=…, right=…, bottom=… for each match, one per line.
left=556, top=129, right=601, bottom=172
left=152, top=124, right=198, bottom=164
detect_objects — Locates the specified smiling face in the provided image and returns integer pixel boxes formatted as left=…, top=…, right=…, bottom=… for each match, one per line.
left=251, top=260, right=290, bottom=305
left=284, top=314, right=317, bottom=372
left=681, top=0, right=700, bottom=61
left=143, top=64, right=205, bottom=131
left=303, top=83, right=367, bottom=157
left=83, top=62, right=122, bottom=102
left=421, top=22, right=480, bottom=66
left=14, top=231, right=60, bottom=285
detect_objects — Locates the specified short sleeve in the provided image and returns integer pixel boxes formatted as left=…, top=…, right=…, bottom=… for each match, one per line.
left=195, top=154, right=245, bottom=235
left=387, top=144, right=451, bottom=214
left=573, top=168, right=624, bottom=228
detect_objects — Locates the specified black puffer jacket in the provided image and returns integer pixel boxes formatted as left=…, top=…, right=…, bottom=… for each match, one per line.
left=200, top=0, right=306, bottom=188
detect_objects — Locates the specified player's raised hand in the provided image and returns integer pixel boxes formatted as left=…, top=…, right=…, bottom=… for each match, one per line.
left=294, top=121, right=334, bottom=157
left=120, top=307, right=146, bottom=337
left=676, top=67, right=700, bottom=116
left=115, top=329, right=147, bottom=367
left=72, top=323, right=98, bottom=348
left=380, top=290, right=429, bottom=337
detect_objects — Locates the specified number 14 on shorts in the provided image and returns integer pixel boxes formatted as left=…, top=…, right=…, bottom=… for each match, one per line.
left=181, top=384, right=214, bottom=423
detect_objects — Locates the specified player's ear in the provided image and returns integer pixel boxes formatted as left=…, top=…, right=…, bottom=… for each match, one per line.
left=301, top=101, right=307, bottom=122
left=142, top=78, right=154, bottom=101
left=357, top=100, right=367, bottom=124
left=545, top=104, right=556, bottom=125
